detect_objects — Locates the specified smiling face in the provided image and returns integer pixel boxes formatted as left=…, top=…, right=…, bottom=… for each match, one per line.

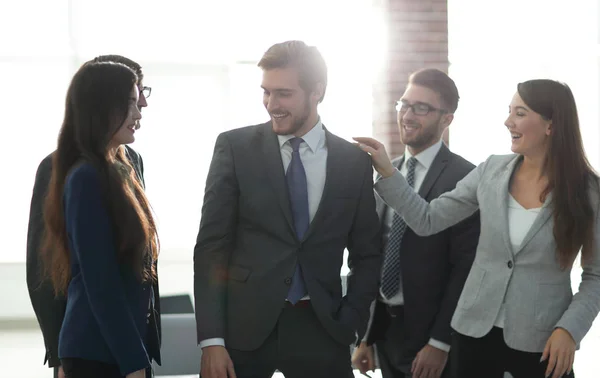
left=261, top=66, right=322, bottom=137
left=397, top=84, right=454, bottom=155
left=504, top=91, right=552, bottom=158
left=109, top=85, right=142, bottom=149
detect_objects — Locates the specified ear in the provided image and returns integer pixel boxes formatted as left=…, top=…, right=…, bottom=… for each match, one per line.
left=545, top=120, right=552, bottom=136
left=441, top=113, right=454, bottom=129
left=311, top=82, right=325, bottom=103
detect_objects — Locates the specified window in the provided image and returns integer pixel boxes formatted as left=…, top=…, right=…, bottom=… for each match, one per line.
left=448, top=0, right=599, bottom=168
left=2, top=1, right=381, bottom=267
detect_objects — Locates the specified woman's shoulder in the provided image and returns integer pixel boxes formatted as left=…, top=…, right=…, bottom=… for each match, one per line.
left=485, top=153, right=519, bottom=166
left=475, top=153, right=520, bottom=176
left=65, top=161, right=102, bottom=194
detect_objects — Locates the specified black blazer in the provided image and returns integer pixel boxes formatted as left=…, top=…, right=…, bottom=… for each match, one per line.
left=25, top=146, right=161, bottom=367
left=366, top=143, right=480, bottom=359
left=194, top=122, right=383, bottom=350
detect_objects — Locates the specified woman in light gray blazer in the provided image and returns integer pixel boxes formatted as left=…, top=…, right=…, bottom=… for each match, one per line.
left=354, top=79, right=599, bottom=378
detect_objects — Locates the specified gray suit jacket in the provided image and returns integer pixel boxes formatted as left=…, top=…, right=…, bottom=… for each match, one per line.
left=374, top=153, right=600, bottom=353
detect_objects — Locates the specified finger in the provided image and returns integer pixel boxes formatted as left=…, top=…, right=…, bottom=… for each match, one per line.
left=216, top=366, right=227, bottom=378
left=357, top=363, right=367, bottom=375
left=545, top=349, right=557, bottom=378
left=411, top=356, right=418, bottom=373
left=368, top=356, right=375, bottom=372
left=552, top=354, right=565, bottom=378
left=541, top=342, right=550, bottom=362
left=567, top=352, right=574, bottom=375
left=420, top=365, right=433, bottom=378
left=352, top=137, right=381, bottom=148
left=227, top=359, right=237, bottom=378
left=355, top=143, right=379, bottom=156
left=413, top=360, right=425, bottom=378
left=558, top=349, right=571, bottom=378
left=429, top=366, right=442, bottom=378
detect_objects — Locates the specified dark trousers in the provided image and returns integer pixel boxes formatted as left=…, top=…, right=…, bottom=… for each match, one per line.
left=60, top=358, right=153, bottom=378
left=375, top=305, right=450, bottom=378
left=225, top=301, right=354, bottom=378
left=451, top=327, right=575, bottom=378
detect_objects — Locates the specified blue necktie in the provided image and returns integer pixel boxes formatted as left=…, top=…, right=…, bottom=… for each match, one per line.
left=380, top=157, right=417, bottom=299
left=286, top=137, right=309, bottom=304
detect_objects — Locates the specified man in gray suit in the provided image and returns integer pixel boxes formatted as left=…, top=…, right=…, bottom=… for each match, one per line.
left=194, top=40, right=383, bottom=378
left=352, top=69, right=479, bottom=378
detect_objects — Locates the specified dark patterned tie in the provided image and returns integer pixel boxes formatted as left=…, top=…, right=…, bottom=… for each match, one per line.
left=380, top=157, right=417, bottom=299
left=285, top=137, right=309, bottom=304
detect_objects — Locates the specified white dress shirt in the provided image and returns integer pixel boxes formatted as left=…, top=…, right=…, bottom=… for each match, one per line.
left=200, top=120, right=328, bottom=349
left=364, top=139, right=451, bottom=352
left=277, top=119, right=328, bottom=222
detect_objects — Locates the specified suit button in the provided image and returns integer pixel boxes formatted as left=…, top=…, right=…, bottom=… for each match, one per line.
left=507, top=261, right=513, bottom=269
left=284, top=277, right=292, bottom=285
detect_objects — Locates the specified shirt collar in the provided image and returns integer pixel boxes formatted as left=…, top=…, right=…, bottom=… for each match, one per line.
left=277, top=119, right=324, bottom=152
left=404, top=139, right=443, bottom=170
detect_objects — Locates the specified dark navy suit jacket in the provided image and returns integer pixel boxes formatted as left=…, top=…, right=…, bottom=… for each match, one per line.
left=58, top=162, right=154, bottom=376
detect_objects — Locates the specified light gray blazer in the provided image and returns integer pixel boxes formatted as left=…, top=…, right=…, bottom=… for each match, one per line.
left=374, top=153, right=600, bottom=353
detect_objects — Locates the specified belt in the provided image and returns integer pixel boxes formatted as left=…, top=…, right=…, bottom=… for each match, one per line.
left=284, top=299, right=311, bottom=308
left=380, top=300, right=404, bottom=318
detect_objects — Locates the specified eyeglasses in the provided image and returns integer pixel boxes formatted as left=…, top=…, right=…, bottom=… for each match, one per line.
left=395, top=101, right=446, bottom=116
left=140, top=86, right=152, bottom=99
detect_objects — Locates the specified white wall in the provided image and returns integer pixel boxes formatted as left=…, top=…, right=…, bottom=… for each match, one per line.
left=0, top=0, right=381, bottom=265
left=0, top=261, right=190, bottom=320
left=448, top=0, right=600, bottom=169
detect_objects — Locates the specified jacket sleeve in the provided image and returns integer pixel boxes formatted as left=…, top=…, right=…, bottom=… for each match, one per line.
left=65, top=166, right=150, bottom=375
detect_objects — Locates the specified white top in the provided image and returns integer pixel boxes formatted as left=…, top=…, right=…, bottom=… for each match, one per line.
left=493, top=194, right=541, bottom=328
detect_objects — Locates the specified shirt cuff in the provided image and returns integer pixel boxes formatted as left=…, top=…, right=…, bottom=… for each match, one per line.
left=361, top=300, right=376, bottom=342
left=428, top=338, right=451, bottom=352
left=199, top=338, right=225, bottom=349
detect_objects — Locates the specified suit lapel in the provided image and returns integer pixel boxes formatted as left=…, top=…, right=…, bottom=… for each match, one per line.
left=302, top=127, right=344, bottom=241
left=498, top=155, right=554, bottom=255
left=375, top=191, right=388, bottom=221
left=514, top=193, right=553, bottom=255
left=497, top=156, right=522, bottom=257
left=260, top=123, right=295, bottom=233
left=379, top=157, right=405, bottom=220
left=418, top=144, right=450, bottom=199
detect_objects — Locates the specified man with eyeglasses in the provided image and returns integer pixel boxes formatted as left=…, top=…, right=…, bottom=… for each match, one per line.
left=352, top=68, right=480, bottom=378
left=25, top=55, right=159, bottom=378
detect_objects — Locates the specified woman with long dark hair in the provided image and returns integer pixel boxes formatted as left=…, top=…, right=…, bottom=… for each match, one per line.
left=354, top=80, right=600, bottom=378
left=41, top=60, right=159, bottom=378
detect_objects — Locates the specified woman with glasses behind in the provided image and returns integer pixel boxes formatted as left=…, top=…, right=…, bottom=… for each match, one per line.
left=354, top=79, right=600, bottom=378
left=41, top=60, right=159, bottom=378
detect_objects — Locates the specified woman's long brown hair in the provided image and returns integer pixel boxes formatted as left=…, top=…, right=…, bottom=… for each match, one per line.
left=41, top=61, right=159, bottom=295
left=518, top=79, right=597, bottom=269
